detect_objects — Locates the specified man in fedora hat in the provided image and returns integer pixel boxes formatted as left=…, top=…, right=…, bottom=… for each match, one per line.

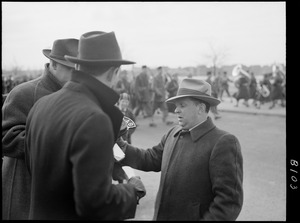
left=24, top=31, right=146, bottom=220
left=2, top=38, right=78, bottom=220
left=117, top=78, right=243, bottom=220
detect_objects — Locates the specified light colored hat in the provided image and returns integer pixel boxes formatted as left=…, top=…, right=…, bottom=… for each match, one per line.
left=43, top=38, right=78, bottom=68
left=64, top=31, right=135, bottom=66
left=166, top=78, right=221, bottom=106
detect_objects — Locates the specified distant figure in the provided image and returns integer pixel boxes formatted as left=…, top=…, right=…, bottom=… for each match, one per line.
left=113, top=69, right=131, bottom=95
left=219, top=71, right=233, bottom=102
left=166, top=73, right=179, bottom=113
left=269, top=70, right=285, bottom=109
left=128, top=72, right=138, bottom=110
left=233, top=71, right=250, bottom=107
left=134, top=65, right=156, bottom=126
left=151, top=66, right=173, bottom=125
left=206, top=71, right=221, bottom=119
left=118, top=93, right=136, bottom=144
left=3, top=75, right=14, bottom=94
left=259, top=73, right=272, bottom=104
left=248, top=71, right=260, bottom=108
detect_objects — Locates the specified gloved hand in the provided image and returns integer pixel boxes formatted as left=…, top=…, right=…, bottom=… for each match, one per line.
left=116, top=136, right=127, bottom=152
left=112, top=162, right=127, bottom=183
left=128, top=176, right=146, bottom=203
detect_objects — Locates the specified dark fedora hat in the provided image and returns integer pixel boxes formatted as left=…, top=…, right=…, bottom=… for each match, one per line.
left=64, top=31, right=135, bottom=66
left=43, top=38, right=79, bottom=68
left=166, top=78, right=221, bottom=106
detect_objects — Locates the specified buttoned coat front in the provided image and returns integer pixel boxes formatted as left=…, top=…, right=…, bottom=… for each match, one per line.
left=121, top=117, right=243, bottom=221
left=2, top=64, right=62, bottom=220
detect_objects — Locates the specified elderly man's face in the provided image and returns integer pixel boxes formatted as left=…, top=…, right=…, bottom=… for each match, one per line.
left=174, top=97, right=202, bottom=130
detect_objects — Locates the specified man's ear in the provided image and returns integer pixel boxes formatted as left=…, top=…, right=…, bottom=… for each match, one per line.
left=106, top=68, right=114, bottom=82
left=51, top=60, right=58, bottom=70
left=198, top=103, right=206, bottom=114
left=106, top=67, right=119, bottom=82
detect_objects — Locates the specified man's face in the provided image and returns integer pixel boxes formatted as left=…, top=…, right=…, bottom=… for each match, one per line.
left=174, top=97, right=201, bottom=129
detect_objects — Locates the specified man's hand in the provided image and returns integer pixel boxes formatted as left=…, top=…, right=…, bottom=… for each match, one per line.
left=128, top=176, right=146, bottom=203
left=116, top=137, right=127, bottom=152
left=112, top=162, right=127, bottom=183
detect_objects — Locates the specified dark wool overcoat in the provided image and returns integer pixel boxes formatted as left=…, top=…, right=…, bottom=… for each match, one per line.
left=24, top=70, right=137, bottom=220
left=249, top=76, right=258, bottom=99
left=270, top=75, right=284, bottom=100
left=121, top=117, right=243, bottom=221
left=234, top=75, right=250, bottom=100
left=134, top=71, right=152, bottom=102
left=2, top=64, right=62, bottom=220
left=152, top=73, right=166, bottom=102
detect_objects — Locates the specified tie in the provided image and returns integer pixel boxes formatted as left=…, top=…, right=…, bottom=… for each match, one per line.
left=179, top=129, right=190, bottom=136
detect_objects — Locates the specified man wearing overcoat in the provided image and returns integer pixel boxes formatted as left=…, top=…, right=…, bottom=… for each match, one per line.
left=2, top=38, right=78, bottom=220
left=118, top=78, right=243, bottom=220
left=24, top=31, right=146, bottom=220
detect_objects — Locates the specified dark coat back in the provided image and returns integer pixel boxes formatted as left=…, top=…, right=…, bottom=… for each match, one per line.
left=25, top=70, right=137, bottom=220
left=2, top=64, right=62, bottom=220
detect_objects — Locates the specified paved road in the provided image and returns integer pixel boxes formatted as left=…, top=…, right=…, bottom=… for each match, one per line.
left=126, top=107, right=286, bottom=221
left=218, top=97, right=286, bottom=117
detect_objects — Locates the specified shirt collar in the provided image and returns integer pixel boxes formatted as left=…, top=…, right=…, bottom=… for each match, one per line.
left=189, top=118, right=206, bottom=131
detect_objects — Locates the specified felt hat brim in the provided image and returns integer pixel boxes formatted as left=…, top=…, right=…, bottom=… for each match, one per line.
left=43, top=49, right=76, bottom=68
left=166, top=94, right=221, bottom=106
left=64, top=55, right=135, bottom=66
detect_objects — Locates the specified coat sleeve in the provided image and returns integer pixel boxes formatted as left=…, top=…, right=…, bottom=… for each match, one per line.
left=204, top=134, right=243, bottom=221
left=69, top=113, right=137, bottom=220
left=2, top=85, right=34, bottom=158
left=120, top=130, right=173, bottom=172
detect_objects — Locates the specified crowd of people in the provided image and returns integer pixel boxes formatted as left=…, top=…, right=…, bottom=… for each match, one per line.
left=201, top=67, right=286, bottom=110
left=2, top=75, right=33, bottom=104
left=8, top=29, right=293, bottom=221
left=3, top=64, right=286, bottom=113
left=113, top=65, right=178, bottom=129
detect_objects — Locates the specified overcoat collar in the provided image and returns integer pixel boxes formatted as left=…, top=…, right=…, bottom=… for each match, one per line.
left=174, top=116, right=216, bottom=142
left=67, top=70, right=123, bottom=141
left=41, top=63, right=63, bottom=92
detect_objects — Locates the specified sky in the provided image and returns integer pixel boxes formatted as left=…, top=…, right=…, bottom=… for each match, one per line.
left=2, top=2, right=286, bottom=70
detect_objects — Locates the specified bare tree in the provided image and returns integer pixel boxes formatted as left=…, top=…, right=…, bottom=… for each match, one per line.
left=11, top=57, right=23, bottom=76
left=203, top=41, right=230, bottom=76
